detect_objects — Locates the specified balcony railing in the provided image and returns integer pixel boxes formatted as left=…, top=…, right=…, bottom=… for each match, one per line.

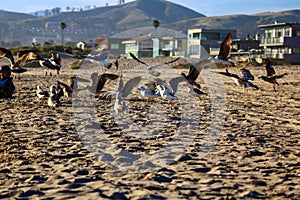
left=262, top=53, right=284, bottom=59
left=261, top=37, right=284, bottom=45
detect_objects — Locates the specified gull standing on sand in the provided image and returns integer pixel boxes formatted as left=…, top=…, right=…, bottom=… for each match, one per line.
left=39, top=53, right=62, bottom=76
left=48, top=85, right=61, bottom=107
left=139, top=82, right=161, bottom=100
left=56, top=80, right=73, bottom=99
left=156, top=84, right=178, bottom=104
left=36, top=85, right=49, bottom=99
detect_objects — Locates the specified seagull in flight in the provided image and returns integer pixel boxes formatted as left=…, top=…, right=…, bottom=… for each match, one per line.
left=180, top=58, right=211, bottom=89
left=215, top=68, right=259, bottom=93
left=85, top=49, right=120, bottom=69
left=258, top=59, right=288, bottom=91
left=86, top=72, right=119, bottom=97
left=0, top=48, right=41, bottom=79
left=62, top=48, right=120, bottom=70
left=210, top=32, right=235, bottom=68
left=0, top=47, right=15, bottom=65
left=187, top=84, right=207, bottom=98
left=113, top=75, right=141, bottom=113
left=129, top=52, right=180, bottom=77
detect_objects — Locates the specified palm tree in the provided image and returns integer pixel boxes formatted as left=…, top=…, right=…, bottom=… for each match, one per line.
left=60, top=22, right=67, bottom=45
left=152, top=19, right=160, bottom=36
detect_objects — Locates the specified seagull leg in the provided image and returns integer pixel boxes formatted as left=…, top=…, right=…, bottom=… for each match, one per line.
left=273, top=84, right=277, bottom=92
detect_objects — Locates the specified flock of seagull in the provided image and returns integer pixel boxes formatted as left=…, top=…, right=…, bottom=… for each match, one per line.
left=0, top=32, right=289, bottom=110
left=0, top=47, right=62, bottom=77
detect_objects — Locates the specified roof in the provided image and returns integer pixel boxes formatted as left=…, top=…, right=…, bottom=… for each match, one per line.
left=110, top=27, right=187, bottom=39
left=122, top=35, right=154, bottom=44
left=258, top=22, right=300, bottom=28
left=122, top=34, right=179, bottom=44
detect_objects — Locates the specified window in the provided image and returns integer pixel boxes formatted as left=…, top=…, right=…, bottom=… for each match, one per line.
left=265, top=29, right=272, bottom=38
left=193, top=33, right=200, bottom=40
left=221, top=33, right=227, bottom=40
left=275, top=29, right=282, bottom=38
left=201, top=34, right=208, bottom=40
left=177, top=40, right=182, bottom=48
left=189, top=45, right=200, bottom=55
left=284, top=28, right=290, bottom=37
left=293, top=47, right=300, bottom=54
left=110, top=43, right=119, bottom=49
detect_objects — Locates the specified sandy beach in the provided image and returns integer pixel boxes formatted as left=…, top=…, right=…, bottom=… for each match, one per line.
left=0, top=58, right=299, bottom=199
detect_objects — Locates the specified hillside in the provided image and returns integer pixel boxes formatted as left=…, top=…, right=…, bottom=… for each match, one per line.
left=167, top=9, right=300, bottom=38
left=0, top=0, right=204, bottom=46
left=0, top=0, right=299, bottom=47
left=0, top=10, right=36, bottom=22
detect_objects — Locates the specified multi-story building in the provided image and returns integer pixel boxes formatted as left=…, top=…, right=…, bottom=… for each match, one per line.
left=187, top=28, right=237, bottom=58
left=122, top=35, right=187, bottom=58
left=118, top=27, right=187, bottom=58
left=259, top=21, right=300, bottom=64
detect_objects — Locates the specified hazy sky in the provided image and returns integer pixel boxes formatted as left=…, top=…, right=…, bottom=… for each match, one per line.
left=1, top=0, right=299, bottom=16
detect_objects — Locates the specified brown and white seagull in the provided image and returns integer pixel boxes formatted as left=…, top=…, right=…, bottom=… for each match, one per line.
left=38, top=53, right=62, bottom=76
left=215, top=68, right=259, bottom=93
left=258, top=59, right=288, bottom=91
left=129, top=52, right=180, bottom=77
left=211, top=32, right=235, bottom=68
left=86, top=72, right=119, bottom=97
left=1, top=49, right=41, bottom=79
left=0, top=47, right=15, bottom=65
left=180, top=58, right=211, bottom=89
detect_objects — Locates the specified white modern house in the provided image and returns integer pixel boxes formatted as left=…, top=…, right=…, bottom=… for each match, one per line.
left=259, top=21, right=300, bottom=64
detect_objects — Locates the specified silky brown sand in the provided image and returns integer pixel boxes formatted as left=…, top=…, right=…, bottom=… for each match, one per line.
left=0, top=58, right=299, bottom=199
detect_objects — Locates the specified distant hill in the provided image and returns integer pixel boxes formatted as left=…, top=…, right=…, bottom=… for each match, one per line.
left=0, top=10, right=36, bottom=21
left=0, top=0, right=299, bottom=47
left=0, top=0, right=205, bottom=46
left=166, top=9, right=300, bottom=38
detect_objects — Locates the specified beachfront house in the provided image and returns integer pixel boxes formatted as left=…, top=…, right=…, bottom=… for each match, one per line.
left=258, top=21, right=300, bottom=64
left=187, top=28, right=237, bottom=58
left=122, top=35, right=187, bottom=58
left=109, top=27, right=187, bottom=58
